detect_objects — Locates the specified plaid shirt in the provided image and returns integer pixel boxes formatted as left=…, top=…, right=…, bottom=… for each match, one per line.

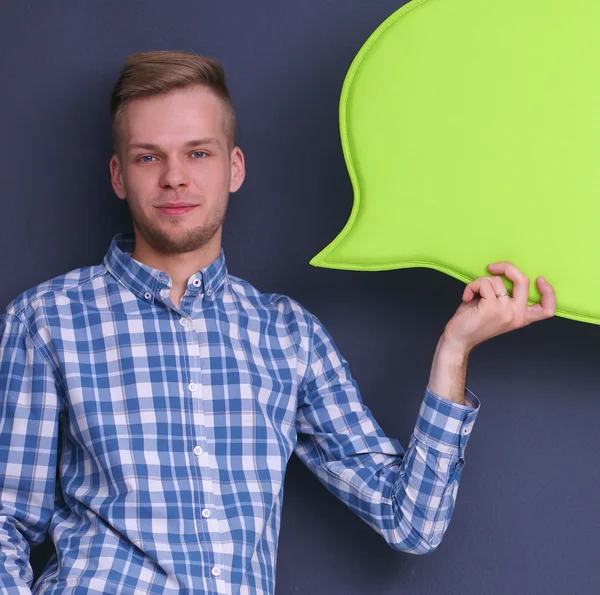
left=0, top=233, right=479, bottom=595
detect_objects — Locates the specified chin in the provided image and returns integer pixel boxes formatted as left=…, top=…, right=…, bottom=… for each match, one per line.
left=156, top=227, right=220, bottom=254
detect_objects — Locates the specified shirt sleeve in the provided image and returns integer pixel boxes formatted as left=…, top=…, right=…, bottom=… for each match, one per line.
left=294, top=314, right=480, bottom=555
left=0, top=312, right=62, bottom=593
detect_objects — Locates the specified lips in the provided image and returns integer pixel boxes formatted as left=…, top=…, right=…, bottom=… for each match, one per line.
left=157, top=203, right=198, bottom=216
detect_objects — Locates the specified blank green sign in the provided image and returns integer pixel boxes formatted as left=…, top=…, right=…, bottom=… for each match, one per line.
left=311, top=0, right=600, bottom=325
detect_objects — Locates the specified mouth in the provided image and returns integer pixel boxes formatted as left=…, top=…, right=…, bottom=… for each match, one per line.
left=156, top=203, right=198, bottom=217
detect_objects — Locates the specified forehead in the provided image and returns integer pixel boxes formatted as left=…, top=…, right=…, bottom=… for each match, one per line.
left=118, top=85, right=226, bottom=146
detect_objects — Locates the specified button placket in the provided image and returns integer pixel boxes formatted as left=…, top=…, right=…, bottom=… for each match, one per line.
left=184, top=317, right=224, bottom=579
left=183, top=334, right=221, bottom=571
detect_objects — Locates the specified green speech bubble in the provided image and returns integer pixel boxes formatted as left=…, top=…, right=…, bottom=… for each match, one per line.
left=311, top=0, right=600, bottom=325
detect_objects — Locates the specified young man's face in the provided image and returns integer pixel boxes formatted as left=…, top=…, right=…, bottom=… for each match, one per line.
left=110, top=85, right=244, bottom=255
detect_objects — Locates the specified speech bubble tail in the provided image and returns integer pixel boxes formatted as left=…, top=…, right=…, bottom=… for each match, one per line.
left=309, top=241, right=343, bottom=269
left=310, top=225, right=368, bottom=270
left=309, top=253, right=349, bottom=270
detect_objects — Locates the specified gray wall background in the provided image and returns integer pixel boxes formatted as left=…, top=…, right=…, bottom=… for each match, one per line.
left=1, top=1, right=599, bottom=593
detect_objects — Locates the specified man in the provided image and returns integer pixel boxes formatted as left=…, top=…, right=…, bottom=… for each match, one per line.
left=0, top=51, right=556, bottom=594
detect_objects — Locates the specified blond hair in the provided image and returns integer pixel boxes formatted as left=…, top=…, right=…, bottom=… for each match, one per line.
left=110, top=51, right=237, bottom=149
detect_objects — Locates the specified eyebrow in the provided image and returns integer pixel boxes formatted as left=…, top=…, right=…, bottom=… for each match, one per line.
left=126, top=138, right=221, bottom=152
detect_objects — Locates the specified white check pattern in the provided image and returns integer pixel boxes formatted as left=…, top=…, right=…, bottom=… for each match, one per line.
left=0, top=233, right=480, bottom=594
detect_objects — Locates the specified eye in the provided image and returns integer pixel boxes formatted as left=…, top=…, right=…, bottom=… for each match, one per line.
left=191, top=151, right=207, bottom=159
left=138, top=155, right=156, bottom=163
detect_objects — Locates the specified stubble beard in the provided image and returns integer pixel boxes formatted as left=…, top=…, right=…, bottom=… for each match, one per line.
left=129, top=195, right=229, bottom=255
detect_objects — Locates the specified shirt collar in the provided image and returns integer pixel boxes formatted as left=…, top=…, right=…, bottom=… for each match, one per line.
left=103, top=232, right=228, bottom=303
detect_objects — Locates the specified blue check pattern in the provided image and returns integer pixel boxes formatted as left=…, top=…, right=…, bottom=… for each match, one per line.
left=0, top=233, right=480, bottom=594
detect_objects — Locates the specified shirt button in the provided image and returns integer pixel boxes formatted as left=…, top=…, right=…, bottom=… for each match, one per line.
left=211, top=566, right=221, bottom=577
left=188, top=382, right=198, bottom=392
left=202, top=508, right=211, bottom=518
left=206, top=289, right=212, bottom=297
left=193, top=446, right=203, bottom=456
left=179, top=318, right=193, bottom=330
left=192, top=278, right=201, bottom=287
left=160, top=288, right=170, bottom=299
left=143, top=292, right=152, bottom=300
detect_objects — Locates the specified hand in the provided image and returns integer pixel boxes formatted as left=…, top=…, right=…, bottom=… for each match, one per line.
left=442, top=262, right=557, bottom=354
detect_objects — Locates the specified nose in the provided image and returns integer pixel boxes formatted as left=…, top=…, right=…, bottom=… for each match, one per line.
left=159, top=158, right=189, bottom=189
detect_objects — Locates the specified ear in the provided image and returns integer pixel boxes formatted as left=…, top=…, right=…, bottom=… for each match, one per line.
left=229, top=146, right=246, bottom=193
left=110, top=154, right=127, bottom=200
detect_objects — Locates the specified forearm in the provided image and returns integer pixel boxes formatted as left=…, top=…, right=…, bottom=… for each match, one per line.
left=296, top=386, right=480, bottom=554
left=427, top=333, right=470, bottom=405
left=385, top=386, right=479, bottom=552
left=0, top=312, right=60, bottom=594
left=295, top=432, right=462, bottom=554
left=297, top=313, right=480, bottom=553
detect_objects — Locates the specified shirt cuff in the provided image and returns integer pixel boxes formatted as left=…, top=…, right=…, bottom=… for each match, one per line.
left=412, top=387, right=481, bottom=458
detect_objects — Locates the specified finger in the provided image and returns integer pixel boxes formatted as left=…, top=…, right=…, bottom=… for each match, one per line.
left=462, top=277, right=486, bottom=301
left=487, top=262, right=529, bottom=306
left=489, top=275, right=510, bottom=299
left=464, top=276, right=505, bottom=301
left=526, top=276, right=557, bottom=323
left=463, top=277, right=497, bottom=303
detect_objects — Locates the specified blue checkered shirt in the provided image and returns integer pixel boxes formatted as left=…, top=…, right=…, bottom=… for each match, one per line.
left=0, top=233, right=480, bottom=594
